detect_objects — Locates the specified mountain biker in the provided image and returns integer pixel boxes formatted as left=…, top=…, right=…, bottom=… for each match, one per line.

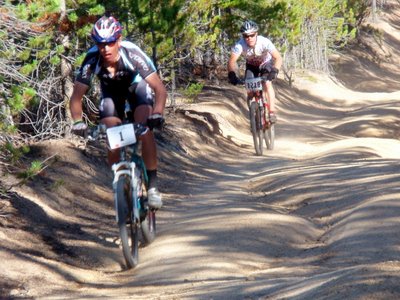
left=227, top=20, right=283, bottom=123
left=69, top=15, right=166, bottom=209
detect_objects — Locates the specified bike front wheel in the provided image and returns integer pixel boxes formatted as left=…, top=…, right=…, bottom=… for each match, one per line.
left=116, top=176, right=139, bottom=269
left=249, top=101, right=263, bottom=156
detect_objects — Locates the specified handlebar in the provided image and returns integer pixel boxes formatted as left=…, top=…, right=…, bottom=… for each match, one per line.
left=242, top=76, right=270, bottom=84
left=88, top=116, right=165, bottom=142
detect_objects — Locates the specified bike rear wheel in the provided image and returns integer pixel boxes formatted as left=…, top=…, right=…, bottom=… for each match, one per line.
left=141, top=205, right=156, bottom=244
left=116, top=176, right=139, bottom=269
left=264, top=124, right=275, bottom=150
left=139, top=168, right=156, bottom=244
left=249, top=101, right=263, bottom=156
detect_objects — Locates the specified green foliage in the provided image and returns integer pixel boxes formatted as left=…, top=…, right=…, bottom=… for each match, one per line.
left=181, top=82, right=204, bottom=101
left=14, top=0, right=59, bottom=21
left=345, top=0, right=369, bottom=25
left=88, top=4, right=105, bottom=15
left=74, top=53, right=87, bottom=68
left=220, top=0, right=359, bottom=50
left=37, top=49, right=50, bottom=59
left=67, top=12, right=79, bottom=23
left=120, top=0, right=186, bottom=66
left=0, top=123, right=17, bottom=134
left=76, top=24, right=93, bottom=39
left=6, top=86, right=37, bottom=114
left=55, top=45, right=65, bottom=55
left=28, top=35, right=52, bottom=48
left=24, top=88, right=37, bottom=100
left=15, top=4, right=29, bottom=20
left=7, top=91, right=24, bottom=113
left=19, top=61, right=38, bottom=76
left=0, top=0, right=371, bottom=140
left=19, top=50, right=31, bottom=61
left=17, top=160, right=43, bottom=180
left=1, top=142, right=30, bottom=165
left=49, top=56, right=61, bottom=65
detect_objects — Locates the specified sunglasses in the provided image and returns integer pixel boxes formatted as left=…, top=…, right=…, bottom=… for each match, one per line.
left=97, top=41, right=117, bottom=48
left=243, top=33, right=256, bottom=39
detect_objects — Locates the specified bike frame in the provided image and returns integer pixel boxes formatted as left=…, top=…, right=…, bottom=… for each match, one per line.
left=88, top=120, right=158, bottom=269
left=251, top=90, right=270, bottom=129
left=112, top=143, right=146, bottom=226
left=247, top=78, right=272, bottom=128
left=245, top=76, right=275, bottom=154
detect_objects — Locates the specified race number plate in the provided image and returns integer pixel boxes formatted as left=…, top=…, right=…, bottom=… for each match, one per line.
left=245, top=77, right=263, bottom=92
left=107, top=124, right=137, bottom=150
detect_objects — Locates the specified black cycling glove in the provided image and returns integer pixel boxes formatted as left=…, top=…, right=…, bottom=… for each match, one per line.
left=267, top=67, right=279, bottom=81
left=147, top=114, right=165, bottom=130
left=228, top=71, right=239, bottom=85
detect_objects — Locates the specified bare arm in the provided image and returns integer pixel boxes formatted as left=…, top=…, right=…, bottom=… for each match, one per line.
left=70, top=81, right=89, bottom=122
left=145, top=72, right=167, bottom=115
left=227, top=52, right=241, bottom=73
left=271, top=49, right=283, bottom=71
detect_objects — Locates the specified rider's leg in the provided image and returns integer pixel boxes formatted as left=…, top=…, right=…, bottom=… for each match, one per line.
left=101, top=116, right=123, bottom=166
left=130, top=78, right=163, bottom=208
left=263, top=81, right=277, bottom=123
left=133, top=105, right=157, bottom=172
left=134, top=104, right=162, bottom=208
left=98, top=97, right=123, bottom=166
left=263, top=81, right=276, bottom=111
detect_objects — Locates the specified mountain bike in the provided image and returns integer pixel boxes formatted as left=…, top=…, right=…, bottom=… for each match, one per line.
left=90, top=121, right=159, bottom=269
left=244, top=76, right=275, bottom=156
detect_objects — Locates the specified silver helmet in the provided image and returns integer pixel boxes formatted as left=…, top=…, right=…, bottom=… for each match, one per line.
left=240, top=20, right=258, bottom=35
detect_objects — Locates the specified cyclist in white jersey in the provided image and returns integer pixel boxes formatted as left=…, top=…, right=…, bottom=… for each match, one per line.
left=227, top=20, right=282, bottom=123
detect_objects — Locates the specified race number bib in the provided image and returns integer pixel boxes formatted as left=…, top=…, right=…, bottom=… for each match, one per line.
left=245, top=77, right=263, bottom=92
left=107, top=124, right=137, bottom=150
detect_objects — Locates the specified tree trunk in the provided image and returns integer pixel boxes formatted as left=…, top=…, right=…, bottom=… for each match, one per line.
left=59, top=0, right=74, bottom=124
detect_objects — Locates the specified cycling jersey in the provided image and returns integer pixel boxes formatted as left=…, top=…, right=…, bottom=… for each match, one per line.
left=75, top=41, right=157, bottom=120
left=231, top=36, right=276, bottom=67
left=75, top=40, right=156, bottom=94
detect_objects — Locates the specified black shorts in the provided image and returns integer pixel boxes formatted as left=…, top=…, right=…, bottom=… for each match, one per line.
left=245, top=63, right=273, bottom=79
left=98, top=79, right=154, bottom=121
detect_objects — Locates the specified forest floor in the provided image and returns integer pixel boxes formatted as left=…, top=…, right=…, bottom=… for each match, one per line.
left=1, top=2, right=400, bottom=299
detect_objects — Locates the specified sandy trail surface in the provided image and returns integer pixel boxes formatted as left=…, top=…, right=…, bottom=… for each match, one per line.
left=1, top=3, right=400, bottom=300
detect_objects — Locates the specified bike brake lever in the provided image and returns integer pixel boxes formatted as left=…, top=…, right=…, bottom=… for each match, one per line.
left=134, top=123, right=149, bottom=137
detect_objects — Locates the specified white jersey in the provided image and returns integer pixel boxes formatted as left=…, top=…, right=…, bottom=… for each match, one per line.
left=231, top=35, right=276, bottom=67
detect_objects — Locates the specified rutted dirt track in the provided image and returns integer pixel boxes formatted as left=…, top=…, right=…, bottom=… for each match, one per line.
left=1, top=4, right=400, bottom=300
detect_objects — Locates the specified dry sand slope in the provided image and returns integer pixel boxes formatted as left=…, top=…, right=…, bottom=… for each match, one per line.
left=1, top=3, right=400, bottom=300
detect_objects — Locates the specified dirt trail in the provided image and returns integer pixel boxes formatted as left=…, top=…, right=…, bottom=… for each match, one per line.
left=1, top=2, right=400, bottom=299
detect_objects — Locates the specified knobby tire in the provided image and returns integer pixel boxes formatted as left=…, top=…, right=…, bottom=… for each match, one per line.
left=139, top=168, right=156, bottom=244
left=249, top=101, right=263, bottom=156
left=264, top=124, right=275, bottom=150
left=116, top=176, right=139, bottom=269
left=141, top=208, right=156, bottom=244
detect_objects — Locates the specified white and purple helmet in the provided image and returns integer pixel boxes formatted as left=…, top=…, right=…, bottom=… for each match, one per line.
left=91, top=16, right=123, bottom=43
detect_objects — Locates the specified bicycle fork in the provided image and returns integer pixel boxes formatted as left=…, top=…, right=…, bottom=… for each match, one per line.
left=112, top=161, right=141, bottom=225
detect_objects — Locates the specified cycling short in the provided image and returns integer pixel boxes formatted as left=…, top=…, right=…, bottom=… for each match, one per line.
left=245, top=63, right=273, bottom=79
left=98, top=79, right=154, bottom=121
